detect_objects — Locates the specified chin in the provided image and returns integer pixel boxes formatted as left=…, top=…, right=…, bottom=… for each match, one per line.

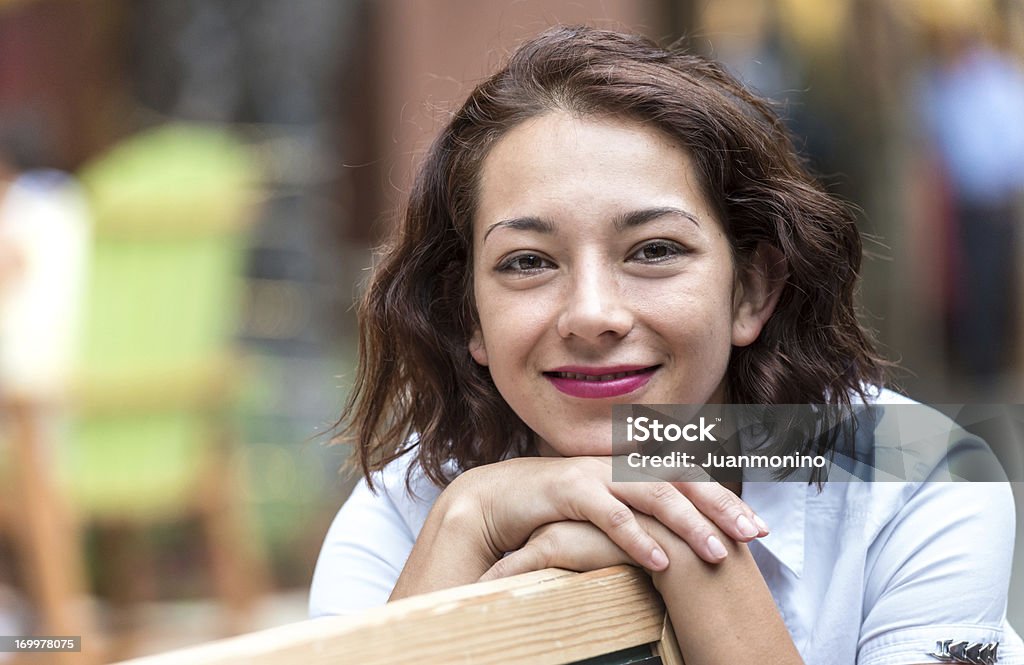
left=537, top=436, right=613, bottom=458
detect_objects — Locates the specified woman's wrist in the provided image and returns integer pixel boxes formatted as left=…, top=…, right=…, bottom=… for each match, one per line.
left=389, top=476, right=500, bottom=601
left=648, top=532, right=803, bottom=664
left=648, top=533, right=746, bottom=591
left=435, top=475, right=505, bottom=560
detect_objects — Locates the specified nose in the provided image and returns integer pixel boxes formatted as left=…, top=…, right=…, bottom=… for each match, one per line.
left=556, top=262, right=634, bottom=341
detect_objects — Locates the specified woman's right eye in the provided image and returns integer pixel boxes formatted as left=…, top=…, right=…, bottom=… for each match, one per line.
left=497, top=254, right=554, bottom=273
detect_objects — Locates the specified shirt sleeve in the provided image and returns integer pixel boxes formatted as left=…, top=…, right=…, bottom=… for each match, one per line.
left=308, top=477, right=416, bottom=618
left=857, top=480, right=1023, bottom=665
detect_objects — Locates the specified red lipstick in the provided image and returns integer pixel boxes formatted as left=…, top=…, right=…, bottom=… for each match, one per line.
left=544, top=365, right=657, bottom=399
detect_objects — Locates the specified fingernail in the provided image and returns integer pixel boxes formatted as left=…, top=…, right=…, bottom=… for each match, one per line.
left=753, top=514, right=770, bottom=534
left=736, top=514, right=758, bottom=538
left=650, top=547, right=669, bottom=570
left=707, top=535, right=728, bottom=560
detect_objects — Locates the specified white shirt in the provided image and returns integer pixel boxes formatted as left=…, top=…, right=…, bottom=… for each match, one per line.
left=310, top=391, right=1024, bottom=664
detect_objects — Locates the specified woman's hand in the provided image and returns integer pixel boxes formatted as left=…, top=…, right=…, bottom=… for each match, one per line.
left=390, top=456, right=767, bottom=600
left=459, top=456, right=766, bottom=568
left=478, top=510, right=687, bottom=581
left=478, top=519, right=632, bottom=581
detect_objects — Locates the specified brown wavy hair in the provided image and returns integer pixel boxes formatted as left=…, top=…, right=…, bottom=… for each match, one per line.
left=341, top=26, right=887, bottom=490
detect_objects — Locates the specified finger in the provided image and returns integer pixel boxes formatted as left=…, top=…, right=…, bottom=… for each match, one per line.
left=536, top=521, right=635, bottom=572
left=480, top=521, right=636, bottom=581
left=615, top=482, right=731, bottom=562
left=672, top=481, right=769, bottom=540
left=615, top=460, right=768, bottom=540
left=567, top=460, right=745, bottom=562
left=478, top=543, right=550, bottom=582
left=560, top=492, right=669, bottom=570
left=556, top=524, right=633, bottom=571
left=550, top=460, right=669, bottom=570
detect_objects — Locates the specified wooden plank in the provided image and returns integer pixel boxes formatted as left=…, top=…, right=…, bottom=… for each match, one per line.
left=115, top=566, right=669, bottom=665
left=655, top=616, right=685, bottom=665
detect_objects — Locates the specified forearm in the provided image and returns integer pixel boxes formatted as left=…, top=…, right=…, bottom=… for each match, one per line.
left=389, top=486, right=500, bottom=601
left=652, top=532, right=803, bottom=664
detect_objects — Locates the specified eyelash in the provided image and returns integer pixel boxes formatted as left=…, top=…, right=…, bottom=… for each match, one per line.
left=496, top=253, right=555, bottom=273
left=628, top=240, right=686, bottom=263
left=496, top=241, right=687, bottom=274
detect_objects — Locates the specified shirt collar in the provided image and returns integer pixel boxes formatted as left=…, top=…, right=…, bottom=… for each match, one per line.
left=742, top=479, right=807, bottom=578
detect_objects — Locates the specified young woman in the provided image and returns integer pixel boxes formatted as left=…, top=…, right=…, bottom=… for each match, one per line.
left=311, top=26, right=1023, bottom=664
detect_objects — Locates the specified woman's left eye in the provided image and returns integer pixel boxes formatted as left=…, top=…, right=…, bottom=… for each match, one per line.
left=496, top=253, right=555, bottom=273
left=628, top=241, right=684, bottom=263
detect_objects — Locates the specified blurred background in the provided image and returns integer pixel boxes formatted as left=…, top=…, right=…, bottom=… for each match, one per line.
left=0, top=0, right=1022, bottom=662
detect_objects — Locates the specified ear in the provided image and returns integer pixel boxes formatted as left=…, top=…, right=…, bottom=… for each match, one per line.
left=469, top=327, right=489, bottom=366
left=732, top=243, right=786, bottom=347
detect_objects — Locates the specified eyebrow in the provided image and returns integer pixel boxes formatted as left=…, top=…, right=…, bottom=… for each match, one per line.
left=614, top=206, right=701, bottom=231
left=483, top=216, right=555, bottom=241
left=483, top=206, right=701, bottom=242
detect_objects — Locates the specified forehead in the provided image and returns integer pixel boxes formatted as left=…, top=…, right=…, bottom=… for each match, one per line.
left=479, top=111, right=689, bottom=187
left=473, top=111, right=716, bottom=234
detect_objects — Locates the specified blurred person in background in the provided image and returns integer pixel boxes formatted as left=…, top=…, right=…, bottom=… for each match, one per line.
left=916, top=7, right=1024, bottom=396
left=0, top=128, right=89, bottom=402
left=0, top=142, right=30, bottom=657
left=0, top=129, right=92, bottom=653
left=0, top=150, right=25, bottom=290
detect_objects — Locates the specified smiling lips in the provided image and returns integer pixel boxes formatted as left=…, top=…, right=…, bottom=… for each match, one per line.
left=544, top=365, right=658, bottom=399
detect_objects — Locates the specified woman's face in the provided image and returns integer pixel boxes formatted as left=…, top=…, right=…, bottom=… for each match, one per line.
left=470, top=112, right=776, bottom=457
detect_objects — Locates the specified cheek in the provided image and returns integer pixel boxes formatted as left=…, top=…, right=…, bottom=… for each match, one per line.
left=481, top=312, right=545, bottom=375
left=477, top=312, right=560, bottom=418
left=640, top=282, right=736, bottom=377
left=478, top=286, right=553, bottom=340
left=636, top=277, right=735, bottom=334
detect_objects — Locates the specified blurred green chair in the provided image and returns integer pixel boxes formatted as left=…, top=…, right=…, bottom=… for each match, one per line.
left=62, top=124, right=269, bottom=652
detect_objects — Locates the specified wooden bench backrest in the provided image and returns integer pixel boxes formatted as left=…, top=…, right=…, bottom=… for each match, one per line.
left=115, top=565, right=683, bottom=665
